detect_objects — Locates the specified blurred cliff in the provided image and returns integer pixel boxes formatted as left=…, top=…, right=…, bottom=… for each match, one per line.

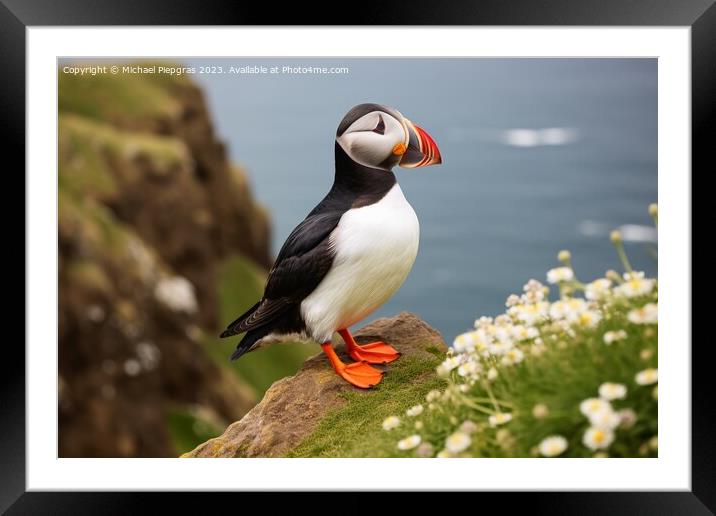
left=58, top=64, right=317, bottom=457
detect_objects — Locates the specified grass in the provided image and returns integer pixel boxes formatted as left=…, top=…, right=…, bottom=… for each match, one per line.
left=58, top=64, right=185, bottom=122
left=290, top=350, right=446, bottom=458
left=58, top=114, right=189, bottom=199
left=167, top=407, right=224, bottom=456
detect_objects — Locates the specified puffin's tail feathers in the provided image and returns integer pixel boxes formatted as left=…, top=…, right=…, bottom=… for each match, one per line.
left=220, top=298, right=292, bottom=339
left=220, top=301, right=260, bottom=338
left=230, top=328, right=269, bottom=361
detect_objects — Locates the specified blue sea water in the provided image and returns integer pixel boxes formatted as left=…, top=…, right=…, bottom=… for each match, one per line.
left=186, top=58, right=658, bottom=342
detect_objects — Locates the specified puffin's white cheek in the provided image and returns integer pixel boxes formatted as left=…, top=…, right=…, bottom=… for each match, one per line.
left=342, top=133, right=393, bottom=168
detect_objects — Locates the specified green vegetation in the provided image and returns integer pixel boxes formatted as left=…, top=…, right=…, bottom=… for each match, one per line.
left=204, top=254, right=320, bottom=395
left=167, top=407, right=224, bottom=456
left=379, top=206, right=659, bottom=458
left=58, top=63, right=187, bottom=122
left=58, top=113, right=189, bottom=201
left=290, top=351, right=446, bottom=458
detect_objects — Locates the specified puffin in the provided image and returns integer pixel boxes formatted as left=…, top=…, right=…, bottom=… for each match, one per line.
left=220, top=103, right=442, bottom=388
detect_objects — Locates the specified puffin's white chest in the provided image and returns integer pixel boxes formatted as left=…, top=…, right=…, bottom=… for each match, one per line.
left=301, top=184, right=419, bottom=342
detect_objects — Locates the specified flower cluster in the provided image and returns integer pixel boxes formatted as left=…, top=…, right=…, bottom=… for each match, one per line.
left=578, top=382, right=632, bottom=453
left=382, top=205, right=658, bottom=458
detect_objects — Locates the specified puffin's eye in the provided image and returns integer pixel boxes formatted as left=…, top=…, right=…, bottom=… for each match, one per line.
left=372, top=115, right=385, bottom=135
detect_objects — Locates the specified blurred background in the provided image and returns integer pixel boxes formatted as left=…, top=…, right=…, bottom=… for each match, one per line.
left=58, top=58, right=657, bottom=457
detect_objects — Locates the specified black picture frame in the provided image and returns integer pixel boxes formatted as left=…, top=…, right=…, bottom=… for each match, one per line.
left=5, top=0, right=708, bottom=511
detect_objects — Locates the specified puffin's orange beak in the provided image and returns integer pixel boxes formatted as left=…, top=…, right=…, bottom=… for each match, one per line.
left=399, top=119, right=442, bottom=168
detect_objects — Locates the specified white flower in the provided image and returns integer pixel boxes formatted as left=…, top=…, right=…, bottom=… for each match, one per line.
left=558, top=250, right=572, bottom=263
left=599, top=382, right=627, bottom=401
left=547, top=267, right=574, bottom=284
left=406, top=405, right=424, bottom=417
left=576, top=310, right=602, bottom=329
left=523, top=279, right=545, bottom=293
left=538, top=435, right=568, bottom=457
left=549, top=298, right=587, bottom=321
left=437, top=356, right=461, bottom=377
left=487, top=367, right=498, bottom=381
left=154, top=276, right=198, bottom=314
left=652, top=385, right=658, bottom=400
left=618, top=409, right=637, bottom=429
left=585, top=278, right=613, bottom=300
left=474, top=316, right=493, bottom=329
left=459, top=420, right=478, bottom=434
left=501, top=348, right=525, bottom=366
left=445, top=432, right=472, bottom=453
left=416, top=442, right=434, bottom=457
left=489, top=412, right=513, bottom=427
left=615, top=271, right=655, bottom=298
left=511, top=325, right=539, bottom=341
left=588, top=408, right=621, bottom=430
left=635, top=368, right=658, bottom=385
left=603, top=330, right=627, bottom=345
left=532, top=403, right=550, bottom=419
left=457, top=360, right=481, bottom=378
left=426, top=389, right=441, bottom=403
left=649, top=435, right=658, bottom=450
left=580, top=398, right=612, bottom=418
left=506, top=294, right=521, bottom=307
left=488, top=339, right=514, bottom=357
left=382, top=416, right=400, bottom=431
left=436, top=450, right=453, bottom=458
left=511, top=301, right=550, bottom=325
left=397, top=435, right=422, bottom=450
left=495, top=314, right=511, bottom=326
left=628, top=303, right=658, bottom=325
left=583, top=427, right=615, bottom=450
left=414, top=421, right=424, bottom=430
left=453, top=331, right=477, bottom=352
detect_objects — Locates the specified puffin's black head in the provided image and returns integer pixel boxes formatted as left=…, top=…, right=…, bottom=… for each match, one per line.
left=336, top=103, right=442, bottom=171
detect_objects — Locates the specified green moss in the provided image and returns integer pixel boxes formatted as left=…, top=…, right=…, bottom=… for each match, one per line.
left=58, top=65, right=182, bottom=122
left=204, top=254, right=320, bottom=394
left=289, top=354, right=446, bottom=457
left=65, top=261, right=114, bottom=294
left=58, top=117, right=118, bottom=198
left=59, top=114, right=188, bottom=197
left=167, top=407, right=224, bottom=456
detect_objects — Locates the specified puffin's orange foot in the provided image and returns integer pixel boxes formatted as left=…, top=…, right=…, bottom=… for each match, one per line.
left=321, top=342, right=384, bottom=389
left=347, top=341, right=401, bottom=365
left=337, top=361, right=384, bottom=389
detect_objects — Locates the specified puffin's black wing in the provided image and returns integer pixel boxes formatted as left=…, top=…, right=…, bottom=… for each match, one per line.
left=219, top=211, right=342, bottom=339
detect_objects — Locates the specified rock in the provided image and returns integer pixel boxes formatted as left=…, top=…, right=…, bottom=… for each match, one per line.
left=183, top=312, right=446, bottom=458
left=58, top=70, right=271, bottom=327
left=58, top=66, right=270, bottom=457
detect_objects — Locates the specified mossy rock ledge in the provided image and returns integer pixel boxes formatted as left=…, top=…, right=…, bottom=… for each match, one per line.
left=183, top=312, right=447, bottom=458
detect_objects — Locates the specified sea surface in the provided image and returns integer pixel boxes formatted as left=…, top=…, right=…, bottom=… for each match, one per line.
left=186, top=58, right=658, bottom=341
